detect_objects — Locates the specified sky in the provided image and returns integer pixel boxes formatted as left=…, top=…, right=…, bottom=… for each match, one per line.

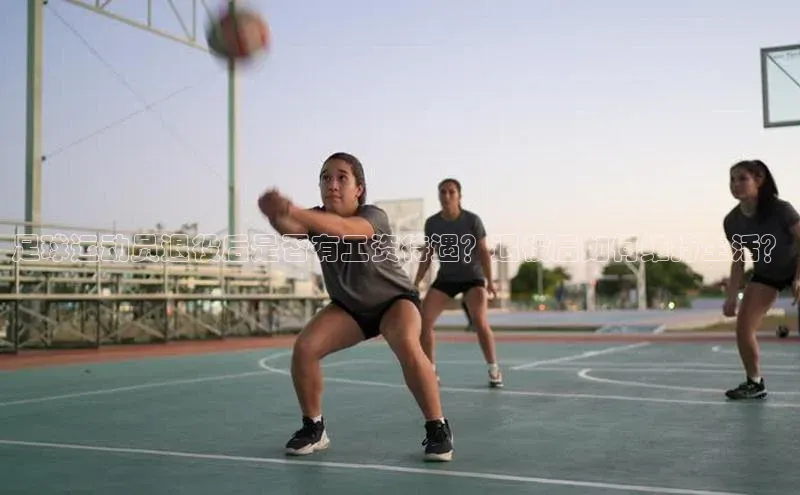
left=0, top=0, right=799, bottom=285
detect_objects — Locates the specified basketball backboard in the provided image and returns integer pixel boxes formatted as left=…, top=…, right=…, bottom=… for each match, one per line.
left=374, top=199, right=425, bottom=234
left=761, top=43, right=800, bottom=128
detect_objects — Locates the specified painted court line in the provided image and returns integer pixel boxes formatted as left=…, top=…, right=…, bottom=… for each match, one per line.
left=0, top=439, right=745, bottom=495
left=541, top=361, right=800, bottom=371
left=711, top=345, right=798, bottom=357
left=510, top=343, right=651, bottom=370
left=542, top=366, right=799, bottom=376
left=0, top=370, right=271, bottom=407
left=0, top=350, right=293, bottom=408
left=577, top=369, right=800, bottom=396
left=256, top=356, right=800, bottom=409
left=0, top=354, right=493, bottom=408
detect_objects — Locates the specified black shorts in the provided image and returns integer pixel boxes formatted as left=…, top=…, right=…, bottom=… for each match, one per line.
left=750, top=273, right=795, bottom=292
left=330, top=292, right=422, bottom=340
left=430, top=278, right=486, bottom=298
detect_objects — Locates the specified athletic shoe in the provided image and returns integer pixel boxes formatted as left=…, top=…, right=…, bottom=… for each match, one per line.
left=725, top=378, right=767, bottom=400
left=422, top=419, right=453, bottom=462
left=285, top=416, right=330, bottom=455
left=489, top=367, right=504, bottom=388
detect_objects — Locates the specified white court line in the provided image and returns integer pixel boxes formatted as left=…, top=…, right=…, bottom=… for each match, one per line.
left=510, top=343, right=651, bottom=370
left=0, top=439, right=746, bottom=495
left=0, top=351, right=293, bottom=408
left=256, top=357, right=800, bottom=409
left=0, top=355, right=518, bottom=408
left=4, top=348, right=798, bottom=410
left=577, top=369, right=800, bottom=396
left=539, top=367, right=799, bottom=376
left=711, top=345, right=799, bottom=357
left=539, top=361, right=800, bottom=371
left=0, top=370, right=271, bottom=407
left=322, top=359, right=533, bottom=368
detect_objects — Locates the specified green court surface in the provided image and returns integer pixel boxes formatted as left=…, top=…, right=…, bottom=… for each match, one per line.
left=2, top=339, right=800, bottom=494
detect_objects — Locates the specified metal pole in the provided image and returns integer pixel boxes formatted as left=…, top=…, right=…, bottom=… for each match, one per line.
left=13, top=226, right=20, bottom=352
left=637, top=258, right=648, bottom=311
left=536, top=240, right=543, bottom=295
left=227, top=0, right=238, bottom=248
left=25, top=0, right=44, bottom=236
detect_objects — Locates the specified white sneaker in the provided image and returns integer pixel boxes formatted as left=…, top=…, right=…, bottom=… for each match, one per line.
left=488, top=367, right=503, bottom=388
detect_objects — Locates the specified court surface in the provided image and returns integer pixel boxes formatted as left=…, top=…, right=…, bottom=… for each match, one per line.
left=1, top=333, right=800, bottom=495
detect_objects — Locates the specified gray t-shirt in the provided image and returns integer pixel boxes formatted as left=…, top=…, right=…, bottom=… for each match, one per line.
left=424, top=209, right=487, bottom=282
left=308, top=204, right=416, bottom=313
left=723, top=198, right=800, bottom=281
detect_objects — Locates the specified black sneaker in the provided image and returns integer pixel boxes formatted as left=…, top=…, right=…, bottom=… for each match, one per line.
left=285, top=416, right=330, bottom=456
left=422, top=419, right=453, bottom=462
left=725, top=378, right=767, bottom=400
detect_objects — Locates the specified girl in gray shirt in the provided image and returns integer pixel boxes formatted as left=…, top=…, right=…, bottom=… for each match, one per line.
left=258, top=152, right=453, bottom=462
left=722, top=159, right=800, bottom=400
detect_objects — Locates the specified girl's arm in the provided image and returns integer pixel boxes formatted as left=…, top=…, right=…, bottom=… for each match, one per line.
left=288, top=205, right=375, bottom=239
left=268, top=214, right=308, bottom=239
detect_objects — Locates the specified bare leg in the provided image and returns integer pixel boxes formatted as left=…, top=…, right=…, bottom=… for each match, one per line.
left=285, top=304, right=364, bottom=455
left=464, top=287, right=498, bottom=365
left=725, top=282, right=776, bottom=400
left=735, top=282, right=777, bottom=379
left=419, top=288, right=450, bottom=365
left=381, top=299, right=442, bottom=419
left=380, top=298, right=453, bottom=462
left=291, top=304, right=364, bottom=417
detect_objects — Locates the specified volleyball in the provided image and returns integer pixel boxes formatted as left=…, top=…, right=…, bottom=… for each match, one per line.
left=206, top=6, right=270, bottom=60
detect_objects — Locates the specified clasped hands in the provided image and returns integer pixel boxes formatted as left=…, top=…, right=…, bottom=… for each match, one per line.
left=258, top=188, right=295, bottom=220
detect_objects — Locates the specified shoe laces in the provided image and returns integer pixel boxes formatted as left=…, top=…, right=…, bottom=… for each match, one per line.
left=293, top=417, right=322, bottom=439
left=422, top=421, right=447, bottom=446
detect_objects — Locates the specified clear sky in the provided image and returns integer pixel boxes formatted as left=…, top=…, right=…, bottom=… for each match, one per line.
left=1, top=0, right=799, bottom=284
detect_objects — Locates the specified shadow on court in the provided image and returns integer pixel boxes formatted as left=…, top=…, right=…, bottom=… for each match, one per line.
left=1, top=338, right=799, bottom=495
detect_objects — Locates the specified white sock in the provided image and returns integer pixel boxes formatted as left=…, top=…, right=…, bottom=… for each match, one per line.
left=310, top=415, right=322, bottom=423
left=488, top=363, right=499, bottom=372
left=749, top=376, right=761, bottom=384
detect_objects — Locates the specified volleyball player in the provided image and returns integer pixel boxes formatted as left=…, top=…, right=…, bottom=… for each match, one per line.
left=258, top=152, right=453, bottom=461
left=723, top=159, right=800, bottom=400
left=414, top=178, right=503, bottom=388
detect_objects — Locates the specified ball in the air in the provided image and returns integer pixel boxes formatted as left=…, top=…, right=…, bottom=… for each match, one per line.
left=206, top=7, right=270, bottom=60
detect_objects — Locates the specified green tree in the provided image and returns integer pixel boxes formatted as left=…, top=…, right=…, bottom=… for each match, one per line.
left=597, top=252, right=703, bottom=308
left=510, top=261, right=571, bottom=300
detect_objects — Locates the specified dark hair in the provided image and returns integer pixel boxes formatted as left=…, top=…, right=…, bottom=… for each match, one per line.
left=321, top=152, right=367, bottom=205
left=437, top=178, right=462, bottom=193
left=730, top=159, right=779, bottom=221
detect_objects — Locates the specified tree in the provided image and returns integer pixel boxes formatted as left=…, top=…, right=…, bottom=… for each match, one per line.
left=597, top=252, right=704, bottom=308
left=510, top=260, right=571, bottom=300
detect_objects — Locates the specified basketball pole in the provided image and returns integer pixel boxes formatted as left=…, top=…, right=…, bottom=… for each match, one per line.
left=226, top=0, right=239, bottom=254
left=27, top=0, right=239, bottom=246
left=24, top=0, right=44, bottom=237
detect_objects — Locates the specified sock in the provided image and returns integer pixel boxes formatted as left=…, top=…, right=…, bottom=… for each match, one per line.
left=748, top=376, right=762, bottom=384
left=488, top=363, right=499, bottom=372
left=427, top=417, right=445, bottom=424
left=309, top=415, right=322, bottom=423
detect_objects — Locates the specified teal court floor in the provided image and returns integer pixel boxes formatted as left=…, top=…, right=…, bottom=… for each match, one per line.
left=1, top=337, right=800, bottom=494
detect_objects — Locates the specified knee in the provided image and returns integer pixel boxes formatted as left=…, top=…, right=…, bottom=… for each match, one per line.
left=292, top=336, right=322, bottom=363
left=734, top=310, right=755, bottom=334
left=475, top=321, right=493, bottom=334
left=469, top=310, right=491, bottom=332
left=387, top=332, right=425, bottom=363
